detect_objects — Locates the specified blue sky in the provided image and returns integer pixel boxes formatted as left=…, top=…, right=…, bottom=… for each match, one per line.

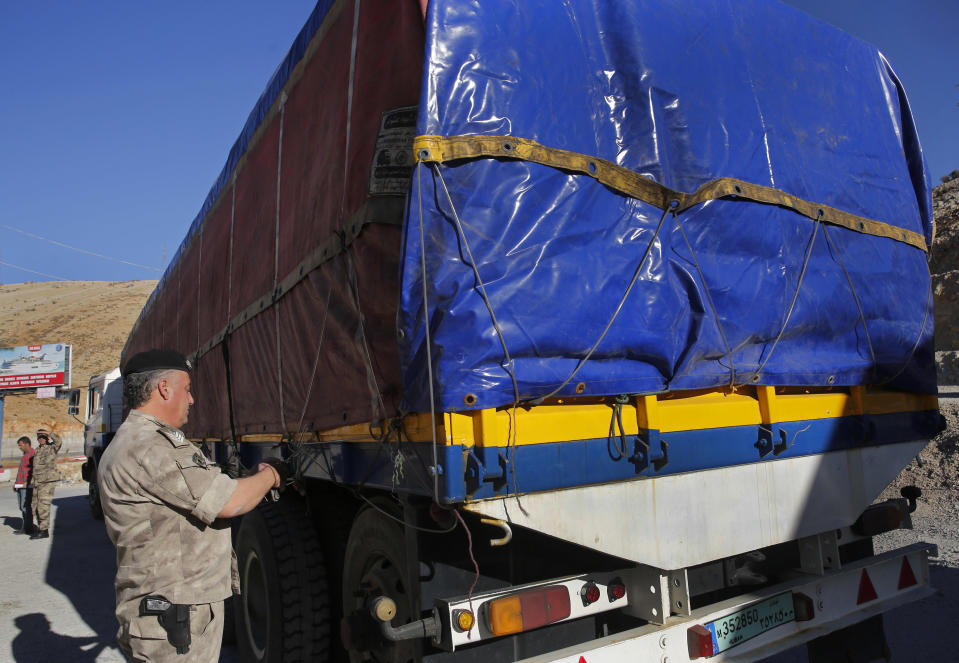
left=784, top=0, right=959, bottom=180
left=0, top=2, right=316, bottom=284
left=0, top=1, right=955, bottom=284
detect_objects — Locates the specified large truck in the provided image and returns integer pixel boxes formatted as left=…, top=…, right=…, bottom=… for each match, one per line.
left=69, top=367, right=122, bottom=519
left=116, top=1, right=943, bottom=661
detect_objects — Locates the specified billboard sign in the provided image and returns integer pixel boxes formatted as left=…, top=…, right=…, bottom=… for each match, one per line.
left=0, top=344, right=71, bottom=391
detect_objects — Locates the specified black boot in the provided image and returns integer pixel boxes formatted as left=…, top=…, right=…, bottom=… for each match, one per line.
left=29, top=529, right=49, bottom=540
left=13, top=529, right=28, bottom=535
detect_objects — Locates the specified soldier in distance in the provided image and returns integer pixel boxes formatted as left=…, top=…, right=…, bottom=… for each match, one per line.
left=30, top=427, right=62, bottom=539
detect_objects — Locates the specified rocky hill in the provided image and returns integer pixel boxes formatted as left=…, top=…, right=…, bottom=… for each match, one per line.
left=888, top=176, right=959, bottom=559
left=932, top=177, right=959, bottom=352
left=0, top=280, right=155, bottom=459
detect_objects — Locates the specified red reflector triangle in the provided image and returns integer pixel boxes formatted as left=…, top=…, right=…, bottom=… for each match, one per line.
left=857, top=569, right=878, bottom=604
left=898, top=557, right=918, bottom=589
left=578, top=658, right=588, bottom=663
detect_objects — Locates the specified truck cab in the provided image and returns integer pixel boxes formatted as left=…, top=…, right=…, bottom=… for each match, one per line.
left=69, top=367, right=121, bottom=519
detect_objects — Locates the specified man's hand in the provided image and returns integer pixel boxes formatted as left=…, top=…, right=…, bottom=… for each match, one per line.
left=219, top=458, right=291, bottom=519
left=257, top=457, right=290, bottom=490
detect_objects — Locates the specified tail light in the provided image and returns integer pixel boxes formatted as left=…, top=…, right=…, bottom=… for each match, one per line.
left=852, top=503, right=904, bottom=536
left=607, top=578, right=626, bottom=602
left=453, top=609, right=475, bottom=633
left=580, top=582, right=601, bottom=606
left=487, top=585, right=571, bottom=637
left=792, top=592, right=815, bottom=622
left=687, top=624, right=715, bottom=659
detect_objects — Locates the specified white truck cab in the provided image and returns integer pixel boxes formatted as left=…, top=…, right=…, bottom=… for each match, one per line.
left=68, top=367, right=121, bottom=519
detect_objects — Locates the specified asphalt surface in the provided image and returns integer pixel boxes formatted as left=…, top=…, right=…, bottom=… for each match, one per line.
left=0, top=483, right=953, bottom=662
left=0, top=484, right=239, bottom=663
left=1, top=484, right=125, bottom=663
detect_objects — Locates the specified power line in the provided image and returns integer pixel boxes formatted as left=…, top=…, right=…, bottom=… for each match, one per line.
left=0, top=224, right=162, bottom=272
left=0, top=260, right=67, bottom=281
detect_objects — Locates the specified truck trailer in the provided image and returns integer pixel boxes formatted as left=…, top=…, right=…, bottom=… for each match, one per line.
left=114, top=1, right=943, bottom=661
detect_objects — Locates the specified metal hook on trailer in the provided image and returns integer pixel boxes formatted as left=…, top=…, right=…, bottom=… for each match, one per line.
left=480, top=517, right=512, bottom=547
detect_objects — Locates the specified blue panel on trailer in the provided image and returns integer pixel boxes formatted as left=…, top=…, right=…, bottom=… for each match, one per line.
left=297, top=440, right=469, bottom=502
left=293, top=409, right=942, bottom=502
left=458, top=410, right=941, bottom=500
left=399, top=0, right=934, bottom=413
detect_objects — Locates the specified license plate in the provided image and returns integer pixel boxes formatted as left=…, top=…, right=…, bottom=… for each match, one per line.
left=704, top=591, right=795, bottom=655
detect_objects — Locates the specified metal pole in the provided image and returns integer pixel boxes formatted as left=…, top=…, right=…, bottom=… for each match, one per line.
left=0, top=396, right=5, bottom=461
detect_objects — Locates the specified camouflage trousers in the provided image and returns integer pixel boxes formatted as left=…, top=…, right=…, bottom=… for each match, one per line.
left=119, top=600, right=224, bottom=663
left=31, top=482, right=56, bottom=532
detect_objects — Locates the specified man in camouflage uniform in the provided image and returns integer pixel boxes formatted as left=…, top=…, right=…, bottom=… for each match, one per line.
left=98, top=349, right=286, bottom=663
left=30, top=427, right=62, bottom=540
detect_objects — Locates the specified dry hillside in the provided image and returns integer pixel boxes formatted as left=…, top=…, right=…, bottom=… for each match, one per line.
left=886, top=178, right=959, bottom=489
left=0, top=280, right=155, bottom=459
left=932, top=177, right=959, bottom=351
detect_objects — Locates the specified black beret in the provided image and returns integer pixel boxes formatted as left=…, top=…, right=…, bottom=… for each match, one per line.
left=122, top=349, right=192, bottom=377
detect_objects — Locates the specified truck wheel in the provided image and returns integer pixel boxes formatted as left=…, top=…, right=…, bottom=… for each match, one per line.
left=341, top=506, right=419, bottom=663
left=88, top=471, right=104, bottom=520
left=222, top=595, right=236, bottom=645
left=235, top=501, right=330, bottom=663
left=222, top=521, right=240, bottom=646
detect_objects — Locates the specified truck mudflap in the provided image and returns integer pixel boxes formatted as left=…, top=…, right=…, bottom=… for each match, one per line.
left=501, top=543, right=936, bottom=663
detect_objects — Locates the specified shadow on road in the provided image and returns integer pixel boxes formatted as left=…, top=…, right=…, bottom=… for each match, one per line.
left=11, top=613, right=104, bottom=663
left=9, top=493, right=120, bottom=662
left=760, top=563, right=959, bottom=662
left=882, top=562, right=959, bottom=661
left=3, top=515, right=24, bottom=531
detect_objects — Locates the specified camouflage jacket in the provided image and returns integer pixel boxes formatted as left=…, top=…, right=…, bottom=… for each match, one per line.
left=32, top=432, right=62, bottom=483
left=98, top=410, right=239, bottom=620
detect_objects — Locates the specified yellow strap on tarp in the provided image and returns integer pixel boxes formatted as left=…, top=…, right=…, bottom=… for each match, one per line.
left=413, top=134, right=928, bottom=252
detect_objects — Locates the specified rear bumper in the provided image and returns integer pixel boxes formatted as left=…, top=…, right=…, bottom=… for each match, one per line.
left=515, top=542, right=936, bottom=663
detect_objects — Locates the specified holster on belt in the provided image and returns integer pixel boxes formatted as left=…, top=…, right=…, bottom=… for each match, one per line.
left=139, top=595, right=191, bottom=655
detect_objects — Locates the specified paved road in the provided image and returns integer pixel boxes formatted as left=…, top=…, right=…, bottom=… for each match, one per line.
left=0, top=484, right=240, bottom=663
left=0, top=484, right=125, bottom=663
left=1, top=483, right=954, bottom=662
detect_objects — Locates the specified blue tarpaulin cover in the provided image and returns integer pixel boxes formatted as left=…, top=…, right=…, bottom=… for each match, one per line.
left=398, top=0, right=935, bottom=413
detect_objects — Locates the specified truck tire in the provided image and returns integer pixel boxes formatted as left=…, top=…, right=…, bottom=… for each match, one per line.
left=223, top=595, right=237, bottom=645
left=341, top=506, right=419, bottom=663
left=222, top=521, right=240, bottom=646
left=235, top=501, right=330, bottom=663
left=88, top=465, right=104, bottom=521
